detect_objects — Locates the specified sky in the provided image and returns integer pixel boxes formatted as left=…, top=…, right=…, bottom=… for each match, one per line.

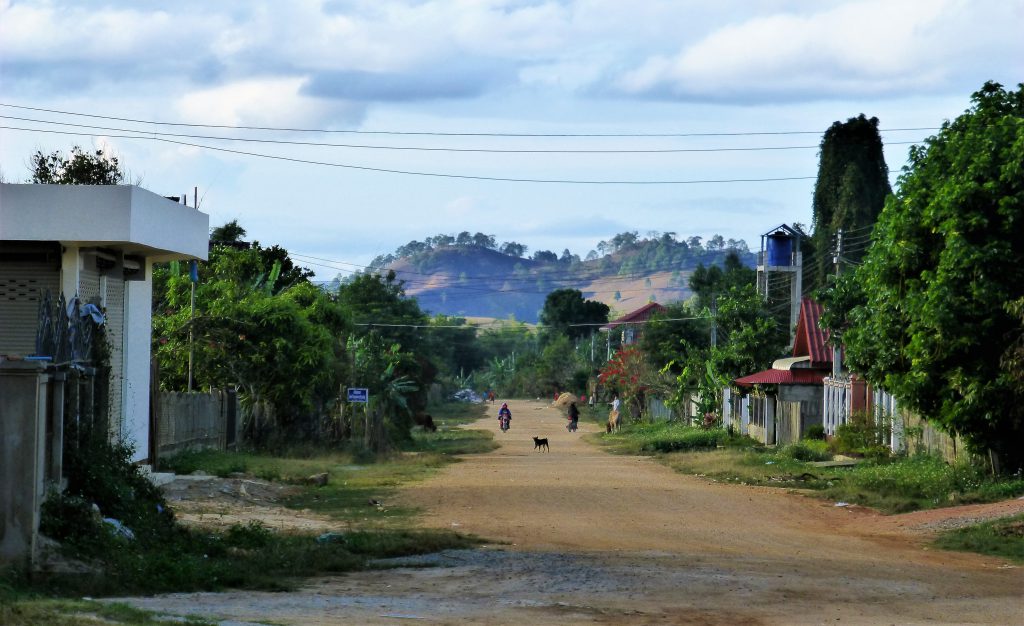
left=1, top=0, right=1021, bottom=281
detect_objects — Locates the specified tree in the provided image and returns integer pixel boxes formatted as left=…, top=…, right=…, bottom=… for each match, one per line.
left=499, top=241, right=527, bottom=257
left=210, top=220, right=247, bottom=244
left=532, top=250, right=558, bottom=263
left=835, top=82, right=1024, bottom=471
left=809, top=114, right=892, bottom=292
left=688, top=251, right=755, bottom=312
left=30, top=145, right=124, bottom=185
left=539, top=288, right=609, bottom=341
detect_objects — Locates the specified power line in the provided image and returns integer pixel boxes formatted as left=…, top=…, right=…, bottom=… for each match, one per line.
left=0, top=102, right=944, bottom=138
left=0, top=125, right=818, bottom=185
left=0, top=114, right=925, bottom=154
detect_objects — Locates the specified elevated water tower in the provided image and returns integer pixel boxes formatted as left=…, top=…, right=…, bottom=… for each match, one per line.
left=757, top=224, right=803, bottom=346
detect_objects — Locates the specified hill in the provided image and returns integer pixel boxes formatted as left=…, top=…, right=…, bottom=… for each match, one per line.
left=375, top=233, right=754, bottom=323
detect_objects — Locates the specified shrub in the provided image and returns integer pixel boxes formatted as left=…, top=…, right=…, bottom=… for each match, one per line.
left=783, top=440, right=832, bottom=462
left=805, top=424, right=826, bottom=440
left=834, top=411, right=890, bottom=459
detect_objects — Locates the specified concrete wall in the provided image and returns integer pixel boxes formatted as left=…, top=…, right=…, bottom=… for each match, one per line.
left=123, top=261, right=154, bottom=461
left=0, top=362, right=48, bottom=565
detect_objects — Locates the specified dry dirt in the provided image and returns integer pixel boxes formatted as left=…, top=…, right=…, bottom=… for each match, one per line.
left=118, top=400, right=1024, bottom=625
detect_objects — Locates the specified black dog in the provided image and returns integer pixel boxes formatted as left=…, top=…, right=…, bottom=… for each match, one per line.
left=532, top=436, right=549, bottom=452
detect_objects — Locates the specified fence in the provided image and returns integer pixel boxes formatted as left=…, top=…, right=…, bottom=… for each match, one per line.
left=155, top=390, right=237, bottom=458
left=822, top=377, right=966, bottom=463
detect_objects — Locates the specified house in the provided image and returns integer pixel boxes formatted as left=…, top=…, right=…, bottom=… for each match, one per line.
left=600, top=302, right=666, bottom=347
left=1, top=183, right=208, bottom=564
left=725, top=297, right=832, bottom=445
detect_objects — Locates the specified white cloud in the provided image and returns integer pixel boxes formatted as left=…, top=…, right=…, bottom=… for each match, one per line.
left=175, top=77, right=363, bottom=127
left=613, top=0, right=1024, bottom=101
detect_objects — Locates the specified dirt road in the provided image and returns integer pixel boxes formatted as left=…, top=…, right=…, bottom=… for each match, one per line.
left=120, top=400, right=1024, bottom=625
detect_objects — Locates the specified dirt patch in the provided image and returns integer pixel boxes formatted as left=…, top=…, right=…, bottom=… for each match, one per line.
left=120, top=400, right=1024, bottom=625
left=160, top=474, right=339, bottom=534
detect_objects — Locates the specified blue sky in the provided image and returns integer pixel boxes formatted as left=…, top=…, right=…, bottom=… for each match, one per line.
left=1, top=0, right=1021, bottom=280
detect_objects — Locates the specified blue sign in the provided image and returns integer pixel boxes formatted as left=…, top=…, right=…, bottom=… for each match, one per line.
left=347, top=387, right=369, bottom=403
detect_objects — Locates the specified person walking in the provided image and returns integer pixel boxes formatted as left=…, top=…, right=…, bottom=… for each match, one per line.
left=566, top=401, right=580, bottom=432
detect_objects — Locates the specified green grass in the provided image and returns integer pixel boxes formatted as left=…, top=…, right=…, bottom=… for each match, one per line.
left=3, top=402, right=493, bottom=611
left=591, top=420, right=743, bottom=454
left=0, top=588, right=215, bottom=625
left=934, top=514, right=1024, bottom=563
left=595, top=422, right=1024, bottom=514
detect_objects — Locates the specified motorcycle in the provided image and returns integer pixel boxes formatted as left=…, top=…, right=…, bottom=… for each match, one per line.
left=499, top=414, right=511, bottom=432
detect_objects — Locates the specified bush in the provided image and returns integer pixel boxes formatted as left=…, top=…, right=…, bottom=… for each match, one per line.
left=783, top=440, right=832, bottom=462
left=805, top=424, right=826, bottom=440
left=834, top=411, right=891, bottom=459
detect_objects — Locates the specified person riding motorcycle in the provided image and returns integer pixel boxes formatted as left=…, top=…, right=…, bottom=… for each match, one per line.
left=497, top=403, right=512, bottom=432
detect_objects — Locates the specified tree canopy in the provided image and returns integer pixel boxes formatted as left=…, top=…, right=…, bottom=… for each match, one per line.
left=30, top=145, right=125, bottom=185
left=539, top=288, right=609, bottom=340
left=830, top=81, right=1024, bottom=471
left=808, top=114, right=892, bottom=292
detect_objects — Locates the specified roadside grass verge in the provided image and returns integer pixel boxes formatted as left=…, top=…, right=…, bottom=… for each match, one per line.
left=1, top=402, right=491, bottom=613
left=164, top=403, right=495, bottom=524
left=591, top=421, right=1024, bottom=514
left=0, top=588, right=215, bottom=626
left=933, top=514, right=1024, bottom=563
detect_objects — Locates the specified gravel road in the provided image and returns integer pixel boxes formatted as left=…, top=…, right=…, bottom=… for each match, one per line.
left=116, top=400, right=1024, bottom=625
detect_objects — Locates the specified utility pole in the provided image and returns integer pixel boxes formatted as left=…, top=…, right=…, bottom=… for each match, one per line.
left=832, top=229, right=843, bottom=378
left=710, top=295, right=718, bottom=349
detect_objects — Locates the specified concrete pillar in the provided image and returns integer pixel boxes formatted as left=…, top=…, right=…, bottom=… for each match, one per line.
left=0, top=361, right=49, bottom=566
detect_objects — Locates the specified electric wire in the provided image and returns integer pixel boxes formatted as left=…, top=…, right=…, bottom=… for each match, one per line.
left=0, top=102, right=943, bottom=138
left=0, top=114, right=925, bottom=154
left=0, top=125, right=818, bottom=185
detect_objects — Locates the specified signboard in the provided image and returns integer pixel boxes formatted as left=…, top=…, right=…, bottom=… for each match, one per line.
left=347, top=387, right=369, bottom=403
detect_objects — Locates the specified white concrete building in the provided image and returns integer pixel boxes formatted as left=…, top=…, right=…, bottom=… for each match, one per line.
left=0, top=184, right=208, bottom=461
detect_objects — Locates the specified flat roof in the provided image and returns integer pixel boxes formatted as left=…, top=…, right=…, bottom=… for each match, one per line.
left=0, top=184, right=209, bottom=261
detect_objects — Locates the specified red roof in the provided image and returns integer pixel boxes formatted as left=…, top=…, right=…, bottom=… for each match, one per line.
left=601, top=302, right=666, bottom=331
left=734, top=368, right=826, bottom=387
left=792, top=297, right=833, bottom=366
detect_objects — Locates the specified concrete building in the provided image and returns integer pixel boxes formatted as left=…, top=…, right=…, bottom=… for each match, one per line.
left=725, top=298, right=832, bottom=445
left=1, top=184, right=208, bottom=564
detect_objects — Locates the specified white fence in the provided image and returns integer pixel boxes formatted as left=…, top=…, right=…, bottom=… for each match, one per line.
left=822, top=376, right=852, bottom=437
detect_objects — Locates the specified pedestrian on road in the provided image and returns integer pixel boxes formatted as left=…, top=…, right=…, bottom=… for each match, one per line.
left=566, top=401, right=580, bottom=432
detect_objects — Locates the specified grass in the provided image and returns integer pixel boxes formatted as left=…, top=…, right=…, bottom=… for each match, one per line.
left=0, top=595, right=217, bottom=626
left=592, top=420, right=1024, bottom=514
left=2, top=402, right=493, bottom=620
left=934, top=514, right=1024, bottom=563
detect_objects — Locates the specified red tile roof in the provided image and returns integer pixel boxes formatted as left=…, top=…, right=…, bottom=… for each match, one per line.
left=792, top=297, right=833, bottom=366
left=601, top=302, right=666, bottom=331
left=734, top=368, right=826, bottom=387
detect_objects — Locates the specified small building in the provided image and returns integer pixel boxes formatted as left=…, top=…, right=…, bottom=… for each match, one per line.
left=725, top=297, right=831, bottom=445
left=600, top=302, right=666, bottom=348
left=1, top=183, right=208, bottom=565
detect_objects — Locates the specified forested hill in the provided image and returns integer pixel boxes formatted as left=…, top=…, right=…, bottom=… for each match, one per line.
left=363, top=231, right=754, bottom=323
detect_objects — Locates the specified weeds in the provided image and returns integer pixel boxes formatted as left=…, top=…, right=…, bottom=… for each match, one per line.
left=4, top=402, right=492, bottom=611
left=934, top=514, right=1024, bottom=563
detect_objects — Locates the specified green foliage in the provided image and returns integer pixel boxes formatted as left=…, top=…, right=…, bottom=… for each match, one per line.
left=29, top=145, right=125, bottom=185
left=805, top=424, right=826, bottom=440
left=832, top=411, right=892, bottom=459
left=600, top=421, right=731, bottom=453
left=935, top=514, right=1024, bottom=563
left=838, top=81, right=1024, bottom=471
left=809, top=114, right=891, bottom=291
left=688, top=251, right=756, bottom=311
left=539, top=288, right=609, bottom=341
left=781, top=440, right=832, bottom=462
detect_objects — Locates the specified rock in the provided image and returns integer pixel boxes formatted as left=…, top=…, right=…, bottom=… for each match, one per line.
left=316, top=531, right=346, bottom=544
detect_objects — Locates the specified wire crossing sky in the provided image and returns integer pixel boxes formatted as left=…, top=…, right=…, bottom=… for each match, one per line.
left=1, top=1, right=1019, bottom=280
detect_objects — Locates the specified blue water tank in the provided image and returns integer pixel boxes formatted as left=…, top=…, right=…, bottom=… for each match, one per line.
left=766, top=233, right=793, bottom=266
